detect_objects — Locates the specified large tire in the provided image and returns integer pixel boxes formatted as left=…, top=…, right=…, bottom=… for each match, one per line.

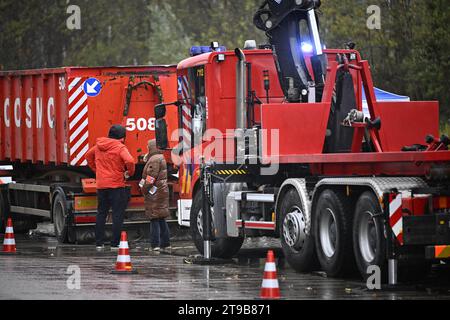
left=353, top=191, right=387, bottom=280
left=53, top=192, right=72, bottom=244
left=314, top=189, right=355, bottom=277
left=278, top=188, right=317, bottom=272
left=190, top=190, right=244, bottom=259
left=353, top=191, right=431, bottom=282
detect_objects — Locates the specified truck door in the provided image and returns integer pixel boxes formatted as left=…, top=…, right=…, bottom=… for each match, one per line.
left=179, top=66, right=207, bottom=153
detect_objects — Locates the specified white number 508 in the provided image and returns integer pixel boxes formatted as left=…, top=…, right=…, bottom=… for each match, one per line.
left=126, top=118, right=156, bottom=132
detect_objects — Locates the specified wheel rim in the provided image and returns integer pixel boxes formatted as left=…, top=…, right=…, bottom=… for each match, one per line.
left=358, top=211, right=378, bottom=263
left=54, top=200, right=65, bottom=235
left=196, top=208, right=215, bottom=237
left=282, top=206, right=307, bottom=251
left=319, top=208, right=337, bottom=258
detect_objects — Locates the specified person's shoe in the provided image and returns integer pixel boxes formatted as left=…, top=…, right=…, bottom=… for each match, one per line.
left=96, top=245, right=105, bottom=251
left=152, top=247, right=161, bottom=252
left=110, top=246, right=119, bottom=251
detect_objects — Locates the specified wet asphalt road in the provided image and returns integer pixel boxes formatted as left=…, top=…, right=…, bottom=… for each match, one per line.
left=1, top=224, right=450, bottom=300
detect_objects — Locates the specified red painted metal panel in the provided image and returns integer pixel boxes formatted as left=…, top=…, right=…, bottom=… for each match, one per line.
left=402, top=196, right=429, bottom=216
left=274, top=150, right=450, bottom=164
left=0, top=76, right=8, bottom=160
left=35, top=75, right=46, bottom=163
left=0, top=78, right=2, bottom=160
left=179, top=50, right=284, bottom=137
left=0, top=66, right=178, bottom=166
left=11, top=76, right=18, bottom=161
left=23, top=76, right=32, bottom=162
left=74, top=216, right=96, bottom=224
left=375, top=101, right=439, bottom=152
left=178, top=52, right=212, bottom=70
left=0, top=70, right=66, bottom=164
left=260, top=103, right=330, bottom=156
left=66, top=66, right=178, bottom=167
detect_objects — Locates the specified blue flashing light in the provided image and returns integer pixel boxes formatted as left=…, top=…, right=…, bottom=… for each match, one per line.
left=301, top=42, right=314, bottom=53
left=201, top=46, right=212, bottom=53
left=190, top=46, right=202, bottom=56
left=190, top=45, right=227, bottom=57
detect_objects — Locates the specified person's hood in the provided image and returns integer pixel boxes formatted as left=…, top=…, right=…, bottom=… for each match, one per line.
left=143, top=140, right=162, bottom=162
left=96, top=137, right=124, bottom=152
left=148, top=139, right=159, bottom=155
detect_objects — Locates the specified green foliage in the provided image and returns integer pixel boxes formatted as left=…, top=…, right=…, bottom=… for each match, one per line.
left=0, top=0, right=448, bottom=121
left=320, top=0, right=450, bottom=123
left=63, top=0, right=153, bottom=67
left=146, top=2, right=192, bottom=65
left=0, top=0, right=69, bottom=69
left=168, top=0, right=265, bottom=51
left=442, top=123, right=450, bottom=137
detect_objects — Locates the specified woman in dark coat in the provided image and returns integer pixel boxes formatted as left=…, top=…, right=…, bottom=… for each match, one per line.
left=141, top=139, right=171, bottom=251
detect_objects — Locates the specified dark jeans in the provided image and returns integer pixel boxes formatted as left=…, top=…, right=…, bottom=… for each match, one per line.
left=96, top=188, right=129, bottom=247
left=150, top=218, right=171, bottom=248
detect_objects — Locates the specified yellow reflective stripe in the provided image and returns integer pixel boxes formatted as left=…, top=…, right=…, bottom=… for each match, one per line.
left=181, top=169, right=187, bottom=194
left=186, top=172, right=191, bottom=194
left=214, top=169, right=248, bottom=175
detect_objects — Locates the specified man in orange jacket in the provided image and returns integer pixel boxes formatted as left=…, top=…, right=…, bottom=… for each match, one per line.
left=86, top=125, right=135, bottom=249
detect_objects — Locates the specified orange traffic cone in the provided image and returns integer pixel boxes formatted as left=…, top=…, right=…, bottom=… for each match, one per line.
left=111, top=231, right=137, bottom=274
left=260, top=250, right=280, bottom=299
left=2, top=218, right=17, bottom=254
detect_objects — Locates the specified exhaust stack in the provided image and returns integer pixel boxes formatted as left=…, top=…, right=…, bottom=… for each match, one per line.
left=235, top=48, right=247, bottom=130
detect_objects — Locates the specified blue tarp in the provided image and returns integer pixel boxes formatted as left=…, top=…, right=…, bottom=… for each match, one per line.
left=362, top=87, right=410, bottom=116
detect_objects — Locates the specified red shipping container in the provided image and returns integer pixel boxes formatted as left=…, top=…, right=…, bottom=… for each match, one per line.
left=0, top=66, right=178, bottom=166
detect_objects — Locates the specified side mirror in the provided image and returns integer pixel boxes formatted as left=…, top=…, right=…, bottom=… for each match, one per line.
left=155, top=119, right=168, bottom=150
left=154, top=101, right=178, bottom=150
left=155, top=104, right=167, bottom=120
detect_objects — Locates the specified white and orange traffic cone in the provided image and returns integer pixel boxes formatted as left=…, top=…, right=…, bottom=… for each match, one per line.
left=1, top=218, right=17, bottom=254
left=260, top=250, right=280, bottom=299
left=111, top=231, right=137, bottom=274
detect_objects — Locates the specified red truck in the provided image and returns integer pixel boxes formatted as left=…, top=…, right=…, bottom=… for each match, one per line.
left=152, top=0, right=450, bottom=283
left=1, top=0, right=449, bottom=285
left=0, top=65, right=180, bottom=242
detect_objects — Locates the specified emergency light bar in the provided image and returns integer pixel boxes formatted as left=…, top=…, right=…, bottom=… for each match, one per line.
left=190, top=45, right=227, bottom=57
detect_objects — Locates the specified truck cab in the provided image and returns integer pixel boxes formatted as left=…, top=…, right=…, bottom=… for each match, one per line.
left=155, top=45, right=285, bottom=226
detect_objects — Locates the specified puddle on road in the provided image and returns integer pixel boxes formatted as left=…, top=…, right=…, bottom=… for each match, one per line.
left=2, top=234, right=450, bottom=300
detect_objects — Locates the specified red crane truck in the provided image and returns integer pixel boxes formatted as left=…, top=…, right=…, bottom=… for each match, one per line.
left=0, top=65, right=180, bottom=243
left=153, top=0, right=450, bottom=283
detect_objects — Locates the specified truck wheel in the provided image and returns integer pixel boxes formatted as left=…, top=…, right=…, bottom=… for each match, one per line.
left=67, top=221, right=77, bottom=243
left=190, top=191, right=244, bottom=259
left=353, top=191, right=431, bottom=282
left=279, top=188, right=317, bottom=272
left=53, top=192, right=71, bottom=244
left=314, top=189, right=355, bottom=277
left=353, top=191, right=387, bottom=280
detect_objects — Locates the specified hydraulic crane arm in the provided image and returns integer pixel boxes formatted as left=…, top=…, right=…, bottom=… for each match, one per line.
left=254, top=0, right=326, bottom=102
